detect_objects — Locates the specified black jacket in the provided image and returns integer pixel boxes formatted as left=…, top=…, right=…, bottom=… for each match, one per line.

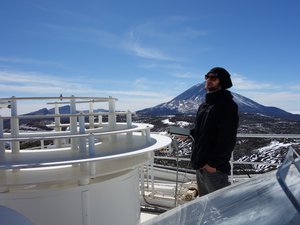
left=190, top=90, right=239, bottom=174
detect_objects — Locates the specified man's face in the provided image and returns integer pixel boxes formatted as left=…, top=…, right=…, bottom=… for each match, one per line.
left=205, top=73, right=221, bottom=92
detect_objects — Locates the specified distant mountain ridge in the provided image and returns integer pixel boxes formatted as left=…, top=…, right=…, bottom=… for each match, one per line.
left=137, top=82, right=300, bottom=121
left=25, top=105, right=108, bottom=116
left=22, top=83, right=300, bottom=122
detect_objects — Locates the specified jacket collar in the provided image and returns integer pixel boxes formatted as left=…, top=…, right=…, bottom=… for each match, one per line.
left=205, top=90, right=231, bottom=104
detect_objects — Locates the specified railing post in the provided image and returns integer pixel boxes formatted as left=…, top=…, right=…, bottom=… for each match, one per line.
left=10, top=96, right=19, bottom=153
left=88, top=134, right=95, bottom=157
left=126, top=110, right=133, bottom=144
left=150, top=156, right=155, bottom=197
left=0, top=116, right=8, bottom=193
left=126, top=110, right=132, bottom=128
left=145, top=126, right=151, bottom=144
left=108, top=96, right=116, bottom=143
left=40, top=140, right=45, bottom=149
left=108, top=96, right=116, bottom=129
left=230, top=152, right=234, bottom=184
left=54, top=103, right=62, bottom=148
left=70, top=95, right=78, bottom=151
left=0, top=116, right=5, bottom=157
left=78, top=132, right=96, bottom=186
left=98, top=115, right=103, bottom=127
left=140, top=165, right=145, bottom=197
left=79, top=113, right=87, bottom=154
left=146, top=161, right=149, bottom=191
left=89, top=101, right=94, bottom=129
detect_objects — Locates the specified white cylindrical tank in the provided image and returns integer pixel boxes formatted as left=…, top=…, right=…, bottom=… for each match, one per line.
left=0, top=96, right=172, bottom=225
left=0, top=169, right=141, bottom=225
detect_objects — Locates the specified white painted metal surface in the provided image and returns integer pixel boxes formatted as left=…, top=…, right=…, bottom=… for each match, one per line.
left=0, top=96, right=172, bottom=225
left=1, top=169, right=141, bottom=225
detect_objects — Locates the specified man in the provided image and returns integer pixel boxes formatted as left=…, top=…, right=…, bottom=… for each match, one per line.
left=190, top=67, right=239, bottom=196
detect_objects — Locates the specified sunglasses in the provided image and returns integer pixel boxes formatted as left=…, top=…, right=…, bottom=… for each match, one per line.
left=205, top=73, right=218, bottom=81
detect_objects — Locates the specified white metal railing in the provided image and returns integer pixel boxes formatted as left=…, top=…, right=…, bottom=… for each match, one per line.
left=0, top=95, right=169, bottom=193
left=1, top=98, right=300, bottom=204
left=141, top=132, right=300, bottom=207
left=0, top=96, right=154, bottom=169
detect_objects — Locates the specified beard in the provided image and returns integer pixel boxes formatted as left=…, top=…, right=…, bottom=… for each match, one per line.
left=205, top=83, right=221, bottom=93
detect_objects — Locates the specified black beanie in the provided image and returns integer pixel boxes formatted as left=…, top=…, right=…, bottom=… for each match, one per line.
left=206, top=67, right=232, bottom=89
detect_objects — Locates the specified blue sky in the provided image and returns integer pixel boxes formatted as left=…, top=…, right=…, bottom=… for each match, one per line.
left=1, top=0, right=300, bottom=115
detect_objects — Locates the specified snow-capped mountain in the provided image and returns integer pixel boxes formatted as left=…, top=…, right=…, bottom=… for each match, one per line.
left=137, top=82, right=300, bottom=121
left=137, top=83, right=206, bottom=115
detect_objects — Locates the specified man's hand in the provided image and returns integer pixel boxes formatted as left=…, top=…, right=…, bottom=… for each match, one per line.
left=202, top=164, right=217, bottom=173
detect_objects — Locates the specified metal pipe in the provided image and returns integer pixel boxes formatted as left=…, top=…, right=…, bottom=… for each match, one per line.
left=0, top=96, right=117, bottom=101
left=108, top=98, right=116, bottom=129
left=171, top=139, right=180, bottom=207
left=70, top=95, right=78, bottom=151
left=126, top=110, right=132, bottom=128
left=89, top=102, right=94, bottom=129
left=146, top=127, right=151, bottom=144
left=126, top=110, right=133, bottom=143
left=150, top=156, right=155, bottom=197
left=79, top=114, right=87, bottom=154
left=0, top=117, right=4, bottom=156
left=230, top=152, right=234, bottom=184
left=0, top=124, right=152, bottom=142
left=140, top=166, right=145, bottom=197
left=88, top=134, right=95, bottom=157
left=40, top=140, right=45, bottom=149
left=108, top=96, right=116, bottom=143
left=54, top=103, right=62, bottom=148
left=10, top=97, right=19, bottom=154
left=0, top=111, right=136, bottom=120
left=98, top=115, right=103, bottom=126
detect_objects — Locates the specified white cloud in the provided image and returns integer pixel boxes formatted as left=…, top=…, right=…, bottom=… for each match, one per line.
left=116, top=96, right=172, bottom=112
left=0, top=71, right=165, bottom=98
left=0, top=70, right=171, bottom=114
left=0, top=56, right=64, bottom=67
left=0, top=70, right=83, bottom=88
left=173, top=71, right=198, bottom=79
left=124, top=31, right=177, bottom=61
left=134, top=16, right=207, bottom=41
left=2, top=69, right=299, bottom=116
left=127, top=41, right=175, bottom=61
left=228, top=73, right=300, bottom=114
left=241, top=91, right=300, bottom=114
left=232, top=74, right=278, bottom=90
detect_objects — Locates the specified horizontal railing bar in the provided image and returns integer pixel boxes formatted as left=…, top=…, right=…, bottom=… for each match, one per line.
left=154, top=156, right=280, bottom=167
left=0, top=96, right=118, bottom=101
left=152, top=132, right=300, bottom=139
left=233, top=161, right=279, bottom=166
left=154, top=156, right=190, bottom=161
left=0, top=111, right=134, bottom=119
left=0, top=124, right=150, bottom=141
left=237, top=133, right=300, bottom=139
left=47, top=100, right=111, bottom=104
